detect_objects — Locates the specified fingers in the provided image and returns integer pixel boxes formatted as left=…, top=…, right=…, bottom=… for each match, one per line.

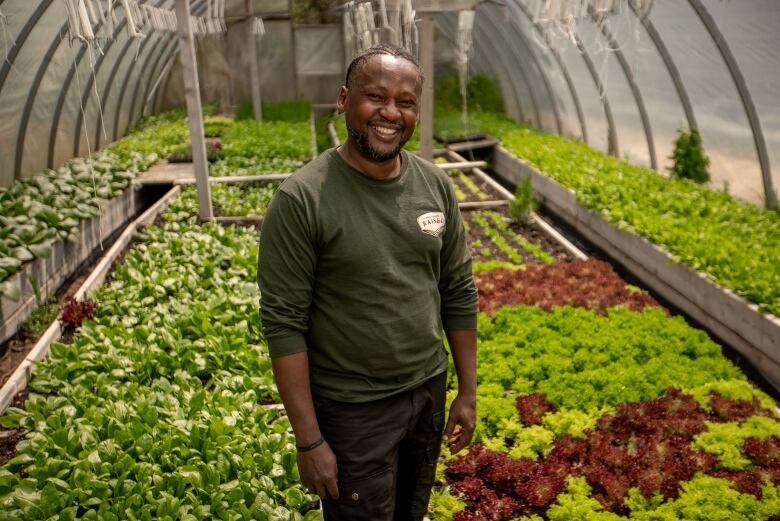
left=314, top=482, right=329, bottom=499
left=448, top=426, right=473, bottom=453
left=442, top=413, right=457, bottom=441
left=307, top=475, right=338, bottom=500
left=325, top=475, right=340, bottom=500
left=298, top=443, right=340, bottom=500
left=444, top=399, right=476, bottom=454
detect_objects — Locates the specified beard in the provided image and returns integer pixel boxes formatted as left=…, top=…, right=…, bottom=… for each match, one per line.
left=347, top=121, right=411, bottom=162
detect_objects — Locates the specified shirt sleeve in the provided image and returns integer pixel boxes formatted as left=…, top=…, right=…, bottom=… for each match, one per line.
left=438, top=175, right=479, bottom=330
left=258, top=189, right=316, bottom=357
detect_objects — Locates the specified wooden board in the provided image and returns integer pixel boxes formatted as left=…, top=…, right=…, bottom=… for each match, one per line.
left=135, top=160, right=195, bottom=185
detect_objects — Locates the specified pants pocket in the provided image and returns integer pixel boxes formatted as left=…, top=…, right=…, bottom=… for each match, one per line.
left=323, top=467, right=395, bottom=521
left=425, top=410, right=446, bottom=464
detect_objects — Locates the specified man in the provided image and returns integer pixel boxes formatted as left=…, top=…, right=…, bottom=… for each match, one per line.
left=258, top=43, right=478, bottom=520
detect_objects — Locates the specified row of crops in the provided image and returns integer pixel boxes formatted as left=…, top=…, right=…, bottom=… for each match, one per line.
left=0, top=105, right=322, bottom=519
left=0, top=103, right=313, bottom=301
left=0, top=201, right=318, bottom=518
left=428, top=164, right=780, bottom=519
left=0, top=93, right=778, bottom=519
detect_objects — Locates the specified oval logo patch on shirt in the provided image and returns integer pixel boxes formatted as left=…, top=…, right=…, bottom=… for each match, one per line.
left=417, top=212, right=446, bottom=237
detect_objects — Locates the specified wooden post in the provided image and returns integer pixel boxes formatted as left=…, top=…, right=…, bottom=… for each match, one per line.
left=419, top=13, right=434, bottom=161
left=246, top=0, right=263, bottom=121
left=175, top=0, right=213, bottom=221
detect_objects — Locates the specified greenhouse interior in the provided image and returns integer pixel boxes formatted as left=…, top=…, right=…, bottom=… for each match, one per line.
left=0, top=0, right=779, bottom=518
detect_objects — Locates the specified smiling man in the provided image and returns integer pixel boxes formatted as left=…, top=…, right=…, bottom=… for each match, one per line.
left=258, top=44, right=478, bottom=520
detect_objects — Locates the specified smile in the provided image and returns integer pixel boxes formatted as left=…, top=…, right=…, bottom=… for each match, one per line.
left=371, top=124, right=401, bottom=137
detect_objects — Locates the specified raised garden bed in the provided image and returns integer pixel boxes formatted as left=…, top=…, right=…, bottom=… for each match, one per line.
left=0, top=107, right=204, bottom=348
left=0, top=186, right=140, bottom=347
left=492, top=145, right=780, bottom=390
left=424, top=96, right=780, bottom=519
left=432, top=303, right=780, bottom=520
left=464, top=209, right=570, bottom=271
left=0, top=192, right=320, bottom=518
left=447, top=167, right=506, bottom=204
left=0, top=106, right=323, bottom=518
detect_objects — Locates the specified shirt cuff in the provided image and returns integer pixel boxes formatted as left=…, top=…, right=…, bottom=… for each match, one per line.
left=442, top=313, right=478, bottom=331
left=267, top=333, right=308, bottom=358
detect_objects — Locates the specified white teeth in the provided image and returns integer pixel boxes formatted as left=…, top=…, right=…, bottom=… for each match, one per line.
left=372, top=125, right=398, bottom=136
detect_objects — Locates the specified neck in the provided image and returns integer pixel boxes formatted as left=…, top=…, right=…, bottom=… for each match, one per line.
left=338, top=140, right=401, bottom=180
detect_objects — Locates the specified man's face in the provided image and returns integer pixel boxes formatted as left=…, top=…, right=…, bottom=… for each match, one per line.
left=338, top=54, right=422, bottom=162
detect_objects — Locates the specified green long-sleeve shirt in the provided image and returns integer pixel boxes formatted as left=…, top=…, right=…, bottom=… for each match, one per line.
left=258, top=148, right=478, bottom=402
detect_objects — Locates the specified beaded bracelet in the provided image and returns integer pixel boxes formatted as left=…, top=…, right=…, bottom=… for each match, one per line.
left=297, top=436, right=325, bottom=453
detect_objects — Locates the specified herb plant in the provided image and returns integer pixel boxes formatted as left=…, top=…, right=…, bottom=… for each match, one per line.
left=669, top=127, right=710, bottom=184
left=58, top=296, right=95, bottom=329
left=509, top=176, right=538, bottom=225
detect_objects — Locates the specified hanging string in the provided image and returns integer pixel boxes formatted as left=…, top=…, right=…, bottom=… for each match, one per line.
left=455, top=10, right=476, bottom=137
left=0, top=8, right=22, bottom=75
left=250, top=17, right=265, bottom=37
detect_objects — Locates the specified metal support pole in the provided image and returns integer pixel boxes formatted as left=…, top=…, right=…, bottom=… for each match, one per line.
left=419, top=13, right=434, bottom=161
left=688, top=0, right=775, bottom=210
left=246, top=0, right=262, bottom=121
left=175, top=0, right=213, bottom=221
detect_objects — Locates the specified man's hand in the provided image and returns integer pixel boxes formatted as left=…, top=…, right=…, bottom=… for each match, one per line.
left=271, top=353, right=339, bottom=499
left=443, top=391, right=476, bottom=453
left=297, top=441, right=340, bottom=500
left=444, top=329, right=478, bottom=454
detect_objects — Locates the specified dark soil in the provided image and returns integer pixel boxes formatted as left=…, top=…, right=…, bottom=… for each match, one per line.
left=0, top=337, right=36, bottom=388
left=0, top=253, right=98, bottom=388
left=464, top=207, right=574, bottom=265
left=0, top=388, right=29, bottom=466
left=466, top=212, right=523, bottom=264
left=470, top=175, right=506, bottom=201
left=0, top=428, right=25, bottom=467
left=508, top=218, right=573, bottom=262
left=450, top=172, right=505, bottom=203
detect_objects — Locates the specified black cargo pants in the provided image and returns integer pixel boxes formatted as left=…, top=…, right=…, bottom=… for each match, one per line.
left=313, top=372, right=447, bottom=521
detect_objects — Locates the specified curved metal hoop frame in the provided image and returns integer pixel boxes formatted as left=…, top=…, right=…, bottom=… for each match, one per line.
left=687, top=0, right=775, bottom=208
left=586, top=7, right=657, bottom=169
left=509, top=0, right=588, bottom=142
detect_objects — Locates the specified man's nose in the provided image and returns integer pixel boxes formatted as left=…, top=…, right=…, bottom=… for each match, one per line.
left=379, top=100, right=402, bottom=121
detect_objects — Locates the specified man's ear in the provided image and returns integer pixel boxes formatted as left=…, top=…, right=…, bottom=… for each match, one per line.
left=336, top=86, right=348, bottom=113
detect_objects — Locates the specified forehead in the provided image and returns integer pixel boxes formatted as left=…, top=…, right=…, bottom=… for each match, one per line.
left=353, top=54, right=421, bottom=91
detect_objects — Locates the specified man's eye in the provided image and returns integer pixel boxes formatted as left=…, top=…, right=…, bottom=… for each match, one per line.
left=400, top=100, right=416, bottom=107
left=367, top=93, right=383, bottom=101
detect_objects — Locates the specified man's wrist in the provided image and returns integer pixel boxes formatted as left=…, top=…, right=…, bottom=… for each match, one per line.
left=295, top=431, right=323, bottom=446
left=456, top=386, right=477, bottom=402
left=297, top=436, right=326, bottom=452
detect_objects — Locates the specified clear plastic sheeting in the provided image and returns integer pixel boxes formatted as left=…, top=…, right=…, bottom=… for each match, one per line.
left=0, top=0, right=200, bottom=187
left=296, top=25, right=343, bottom=76
left=432, top=0, right=779, bottom=207
left=0, top=0, right=778, bottom=207
left=576, top=14, right=651, bottom=167
left=600, top=7, right=688, bottom=174
left=703, top=0, right=780, bottom=207
left=644, top=1, right=759, bottom=202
